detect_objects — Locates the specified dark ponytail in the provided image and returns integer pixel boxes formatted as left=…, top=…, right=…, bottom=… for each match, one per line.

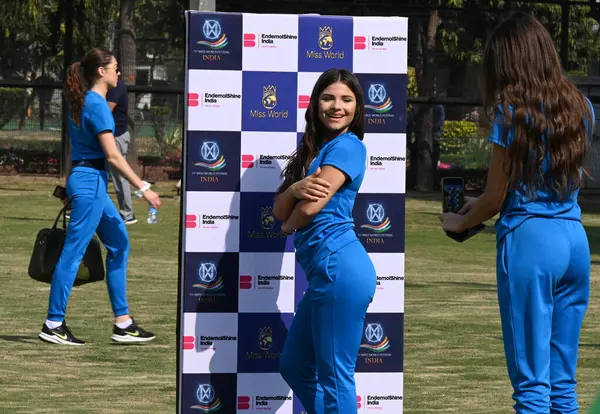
left=64, top=62, right=85, bottom=127
left=63, top=48, right=114, bottom=126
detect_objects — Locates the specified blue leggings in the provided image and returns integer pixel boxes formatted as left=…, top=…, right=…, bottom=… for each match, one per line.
left=47, top=167, right=130, bottom=321
left=497, top=218, right=590, bottom=414
left=280, top=240, right=377, bottom=414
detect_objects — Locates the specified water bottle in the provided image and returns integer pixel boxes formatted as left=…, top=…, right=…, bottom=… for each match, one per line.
left=147, top=206, right=158, bottom=224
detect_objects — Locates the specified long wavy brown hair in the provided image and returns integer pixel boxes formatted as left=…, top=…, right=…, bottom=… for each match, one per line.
left=482, top=12, right=593, bottom=199
left=64, top=48, right=113, bottom=127
left=276, top=69, right=365, bottom=195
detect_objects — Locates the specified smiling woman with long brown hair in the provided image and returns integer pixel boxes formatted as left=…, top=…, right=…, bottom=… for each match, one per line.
left=440, top=12, right=594, bottom=413
left=273, top=68, right=376, bottom=414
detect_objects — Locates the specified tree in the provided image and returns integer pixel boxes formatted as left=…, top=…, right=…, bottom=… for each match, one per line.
left=117, top=0, right=138, bottom=166
left=409, top=0, right=600, bottom=191
left=439, top=1, right=600, bottom=72
left=413, top=8, right=442, bottom=192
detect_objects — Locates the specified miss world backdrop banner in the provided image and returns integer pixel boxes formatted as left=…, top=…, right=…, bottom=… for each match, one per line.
left=177, top=10, right=408, bottom=414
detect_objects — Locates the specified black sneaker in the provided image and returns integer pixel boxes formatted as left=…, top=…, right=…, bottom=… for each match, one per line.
left=123, top=216, right=138, bottom=225
left=39, top=322, right=85, bottom=346
left=111, top=319, right=156, bottom=343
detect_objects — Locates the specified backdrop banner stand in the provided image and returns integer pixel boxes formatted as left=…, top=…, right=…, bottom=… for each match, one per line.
left=177, top=11, right=408, bottom=413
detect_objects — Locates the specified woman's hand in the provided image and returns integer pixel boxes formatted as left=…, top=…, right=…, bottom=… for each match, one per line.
left=439, top=212, right=467, bottom=233
left=290, top=167, right=331, bottom=201
left=143, top=189, right=161, bottom=210
left=458, top=196, right=478, bottom=215
left=281, top=221, right=295, bottom=235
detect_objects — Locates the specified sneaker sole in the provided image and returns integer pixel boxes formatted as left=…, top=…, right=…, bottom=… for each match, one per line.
left=124, top=219, right=138, bottom=225
left=39, top=332, right=85, bottom=346
left=111, top=334, right=156, bottom=343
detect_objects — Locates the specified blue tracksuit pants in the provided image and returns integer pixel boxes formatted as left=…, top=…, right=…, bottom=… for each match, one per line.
left=497, top=218, right=590, bottom=413
left=47, top=166, right=130, bottom=321
left=280, top=240, right=377, bottom=414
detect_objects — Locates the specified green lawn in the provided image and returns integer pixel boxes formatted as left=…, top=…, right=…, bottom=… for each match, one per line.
left=0, top=177, right=598, bottom=413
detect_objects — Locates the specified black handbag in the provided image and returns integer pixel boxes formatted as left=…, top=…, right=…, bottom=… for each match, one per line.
left=28, top=203, right=105, bottom=286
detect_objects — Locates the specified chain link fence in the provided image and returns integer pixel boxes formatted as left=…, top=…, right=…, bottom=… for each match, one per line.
left=0, top=85, right=184, bottom=181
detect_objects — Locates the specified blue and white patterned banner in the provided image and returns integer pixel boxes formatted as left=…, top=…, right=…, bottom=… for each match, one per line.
left=178, top=11, right=408, bottom=413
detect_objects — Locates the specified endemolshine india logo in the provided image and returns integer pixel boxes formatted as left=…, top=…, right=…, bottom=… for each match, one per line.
left=241, top=153, right=292, bottom=169
left=239, top=273, right=294, bottom=290
left=188, top=91, right=242, bottom=109
left=238, top=393, right=292, bottom=411
left=185, top=211, right=240, bottom=229
left=354, top=33, right=407, bottom=50
left=243, top=32, right=298, bottom=48
left=360, top=203, right=392, bottom=233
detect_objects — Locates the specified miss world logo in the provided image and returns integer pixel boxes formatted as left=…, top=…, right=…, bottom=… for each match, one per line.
left=360, top=203, right=392, bottom=233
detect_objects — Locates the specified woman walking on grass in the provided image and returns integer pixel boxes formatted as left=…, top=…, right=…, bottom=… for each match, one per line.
left=39, top=48, right=160, bottom=346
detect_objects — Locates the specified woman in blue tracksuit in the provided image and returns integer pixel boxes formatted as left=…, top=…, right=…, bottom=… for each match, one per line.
left=273, top=68, right=376, bottom=414
left=440, top=13, right=593, bottom=413
left=38, top=48, right=161, bottom=346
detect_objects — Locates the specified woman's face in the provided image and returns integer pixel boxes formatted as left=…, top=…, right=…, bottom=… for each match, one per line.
left=101, top=56, right=120, bottom=89
left=317, top=81, right=356, bottom=134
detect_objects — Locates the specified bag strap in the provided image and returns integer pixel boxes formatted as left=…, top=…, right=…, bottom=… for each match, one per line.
left=52, top=202, right=72, bottom=230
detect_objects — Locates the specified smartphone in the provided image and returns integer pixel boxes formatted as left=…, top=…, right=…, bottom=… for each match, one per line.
left=441, top=177, right=485, bottom=243
left=53, top=185, right=68, bottom=201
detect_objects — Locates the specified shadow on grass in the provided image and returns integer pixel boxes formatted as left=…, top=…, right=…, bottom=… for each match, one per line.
left=406, top=190, right=483, bottom=204
left=0, top=335, right=38, bottom=343
left=584, top=225, right=600, bottom=257
left=105, top=188, right=180, bottom=200
left=407, top=281, right=497, bottom=292
left=438, top=281, right=497, bottom=290
left=0, top=216, right=51, bottom=222
left=579, top=343, right=600, bottom=349
left=0, top=187, right=37, bottom=192
left=482, top=226, right=496, bottom=235
left=415, top=211, right=440, bottom=217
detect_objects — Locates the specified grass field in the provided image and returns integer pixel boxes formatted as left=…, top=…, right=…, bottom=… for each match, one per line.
left=0, top=176, right=598, bottom=413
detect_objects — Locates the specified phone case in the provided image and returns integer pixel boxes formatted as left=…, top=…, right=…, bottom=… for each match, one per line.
left=445, top=223, right=486, bottom=243
left=441, top=178, right=485, bottom=243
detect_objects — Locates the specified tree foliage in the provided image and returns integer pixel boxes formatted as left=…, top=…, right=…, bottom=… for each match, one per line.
left=0, top=0, right=119, bottom=81
left=405, top=0, right=600, bottom=191
left=439, top=0, right=600, bottom=71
